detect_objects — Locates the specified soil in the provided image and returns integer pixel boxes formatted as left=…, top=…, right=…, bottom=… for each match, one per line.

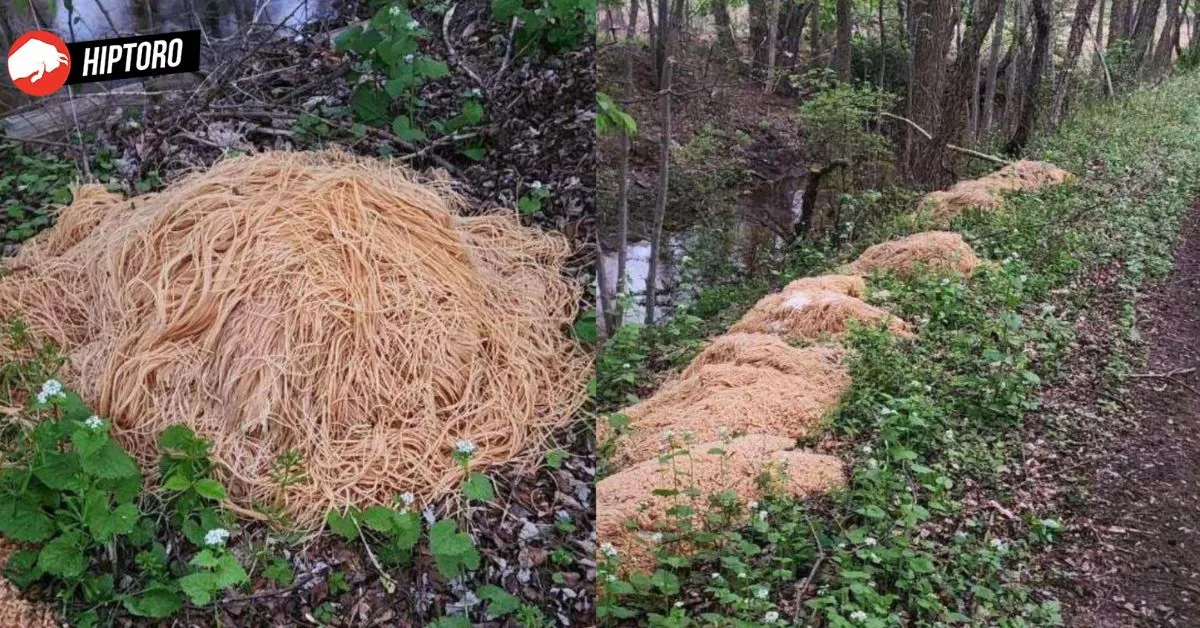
left=1052, top=197, right=1200, bottom=626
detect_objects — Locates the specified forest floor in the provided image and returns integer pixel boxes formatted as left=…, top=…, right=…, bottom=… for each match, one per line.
left=1053, top=197, right=1200, bottom=627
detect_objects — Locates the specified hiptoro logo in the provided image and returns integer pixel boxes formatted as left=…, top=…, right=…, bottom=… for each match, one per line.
left=6, top=29, right=200, bottom=97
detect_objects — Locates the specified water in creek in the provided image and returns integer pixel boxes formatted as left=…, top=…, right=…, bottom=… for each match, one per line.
left=47, top=0, right=334, bottom=41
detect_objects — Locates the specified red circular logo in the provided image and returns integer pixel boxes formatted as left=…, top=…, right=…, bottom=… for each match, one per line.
left=7, top=30, right=71, bottom=97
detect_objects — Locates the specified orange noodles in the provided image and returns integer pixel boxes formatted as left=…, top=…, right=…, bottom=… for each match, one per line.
left=0, top=150, right=590, bottom=527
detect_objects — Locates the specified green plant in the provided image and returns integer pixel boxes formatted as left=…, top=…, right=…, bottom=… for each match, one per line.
left=518, top=181, right=551, bottom=215
left=326, top=500, right=422, bottom=567
left=428, top=518, right=481, bottom=579
left=491, top=0, right=595, bottom=55
left=336, top=3, right=450, bottom=138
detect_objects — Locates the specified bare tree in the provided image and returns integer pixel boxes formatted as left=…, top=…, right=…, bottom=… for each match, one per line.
left=1109, top=0, right=1131, bottom=43
left=983, top=0, right=1007, bottom=132
left=645, top=0, right=674, bottom=324
left=1129, top=0, right=1163, bottom=71
left=627, top=0, right=641, bottom=39
left=712, top=0, right=737, bottom=52
left=1152, top=0, right=1183, bottom=72
left=810, top=0, right=823, bottom=65
left=1052, top=0, right=1101, bottom=123
left=1005, top=0, right=1051, bottom=155
left=766, top=0, right=782, bottom=87
left=834, top=0, right=854, bottom=79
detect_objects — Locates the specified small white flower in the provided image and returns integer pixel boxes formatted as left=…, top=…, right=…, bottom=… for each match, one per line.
left=388, top=6, right=402, bottom=16
left=455, top=439, right=477, bottom=455
left=943, top=429, right=955, bottom=440
left=647, top=532, right=663, bottom=543
left=530, top=181, right=544, bottom=190
left=674, top=601, right=684, bottom=608
left=754, top=586, right=769, bottom=599
left=660, top=429, right=674, bottom=442
left=622, top=362, right=631, bottom=369
left=747, top=500, right=758, bottom=510
left=556, top=511, right=571, bottom=523
left=850, top=610, right=869, bottom=622
left=468, top=87, right=482, bottom=97
left=863, top=537, right=877, bottom=547
left=600, top=542, right=618, bottom=558
left=940, top=278, right=951, bottom=286
left=605, top=573, right=617, bottom=582
left=990, top=538, right=1008, bottom=551
left=837, top=542, right=847, bottom=549
left=400, top=492, right=415, bottom=506
left=867, top=459, right=879, bottom=469
left=764, top=611, right=780, bottom=622
left=204, top=528, right=230, bottom=547
left=758, top=510, right=769, bottom=521
left=862, top=445, right=873, bottom=455
left=711, top=572, right=722, bottom=579
left=39, top=379, right=64, bottom=399
left=404, top=53, right=415, bottom=63
left=406, top=19, right=420, bottom=29
left=84, top=415, right=103, bottom=430
left=737, top=571, right=746, bottom=578
left=716, top=425, right=729, bottom=437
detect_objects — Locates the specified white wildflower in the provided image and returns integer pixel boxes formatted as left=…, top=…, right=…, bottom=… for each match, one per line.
left=990, top=538, right=1008, bottom=551
left=388, top=6, right=401, bottom=16
left=37, top=379, right=65, bottom=405
left=203, top=528, right=230, bottom=547
left=455, top=440, right=477, bottom=455
left=711, top=573, right=722, bottom=579
left=406, top=19, right=420, bottom=29
left=530, top=180, right=544, bottom=190
left=862, top=445, right=873, bottom=455
left=400, top=492, right=415, bottom=506
left=867, top=459, right=879, bottom=469
left=600, top=542, right=618, bottom=558
left=468, top=87, right=482, bottom=97
left=758, top=510, right=768, bottom=521
left=747, top=500, right=758, bottom=510
left=647, top=532, right=663, bottom=543
left=660, top=429, right=674, bottom=442
left=863, top=537, right=877, bottom=547
left=737, top=572, right=747, bottom=578
left=674, top=601, right=684, bottom=608
left=556, top=511, right=571, bottom=523
left=605, top=573, right=617, bottom=582
left=404, top=53, right=415, bottom=63
left=754, top=586, right=768, bottom=599
left=850, top=610, right=869, bottom=622
left=764, top=611, right=780, bottom=622
left=716, top=425, right=729, bottom=437
left=84, top=415, right=103, bottom=430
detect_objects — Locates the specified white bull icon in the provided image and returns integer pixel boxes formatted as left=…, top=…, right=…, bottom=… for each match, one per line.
left=7, top=38, right=70, bottom=83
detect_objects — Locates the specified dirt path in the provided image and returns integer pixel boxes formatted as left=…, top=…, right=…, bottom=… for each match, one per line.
left=1066, top=198, right=1200, bottom=627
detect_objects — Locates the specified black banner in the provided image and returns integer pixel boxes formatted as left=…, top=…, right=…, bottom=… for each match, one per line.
left=65, top=30, right=201, bottom=85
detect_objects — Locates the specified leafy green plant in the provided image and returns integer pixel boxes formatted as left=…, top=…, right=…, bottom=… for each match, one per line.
left=491, top=0, right=596, bottom=55
left=336, top=4, right=450, bottom=138
left=326, top=500, right=422, bottom=567
left=518, top=182, right=551, bottom=215
left=428, top=518, right=481, bottom=579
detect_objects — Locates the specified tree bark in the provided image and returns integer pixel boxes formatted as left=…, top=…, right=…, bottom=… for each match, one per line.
left=711, top=0, right=737, bottom=52
left=782, top=1, right=815, bottom=67
left=914, top=0, right=1003, bottom=182
left=983, top=0, right=1006, bottom=132
left=766, top=0, right=781, bottom=86
left=645, top=0, right=673, bottom=325
left=1130, top=0, right=1164, bottom=71
left=1052, top=0, right=1101, bottom=123
left=810, top=0, right=824, bottom=65
left=1109, top=0, right=1129, bottom=43
left=627, top=0, right=641, bottom=40
left=907, top=0, right=956, bottom=174
left=1152, top=0, right=1183, bottom=71
left=1005, top=0, right=1051, bottom=155
left=835, top=0, right=854, bottom=79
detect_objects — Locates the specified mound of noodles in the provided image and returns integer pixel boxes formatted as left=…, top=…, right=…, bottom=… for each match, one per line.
left=0, top=150, right=590, bottom=526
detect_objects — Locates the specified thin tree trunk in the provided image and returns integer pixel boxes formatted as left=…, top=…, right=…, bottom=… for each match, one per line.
left=648, top=0, right=659, bottom=81
left=766, top=0, right=781, bottom=87
left=645, top=3, right=673, bottom=325
left=1092, top=0, right=1107, bottom=76
left=1006, top=0, right=1051, bottom=155
left=835, top=0, right=854, bottom=79
left=613, top=18, right=638, bottom=331
left=1052, top=0, right=1101, bottom=123
left=878, top=0, right=888, bottom=88
left=1109, top=0, right=1128, bottom=43
left=596, top=236, right=613, bottom=335
left=1003, top=0, right=1029, bottom=137
left=983, top=0, right=1006, bottom=132
left=810, top=0, right=823, bottom=65
left=627, top=0, right=641, bottom=40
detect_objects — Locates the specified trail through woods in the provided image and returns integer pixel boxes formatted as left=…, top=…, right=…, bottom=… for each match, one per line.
left=1064, top=197, right=1200, bottom=626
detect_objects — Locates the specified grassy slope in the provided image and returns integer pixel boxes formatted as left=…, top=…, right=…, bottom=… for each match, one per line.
left=598, top=71, right=1200, bottom=626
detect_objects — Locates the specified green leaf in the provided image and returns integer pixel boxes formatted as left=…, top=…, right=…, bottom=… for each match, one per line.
left=460, top=100, right=484, bottom=125
left=429, top=519, right=480, bottom=580
left=190, top=549, right=219, bottom=569
left=462, top=472, right=495, bottom=502
left=178, top=571, right=217, bottom=606
left=459, top=146, right=487, bottom=161
left=34, top=451, right=82, bottom=490
left=477, top=584, right=521, bottom=617
left=81, top=440, right=140, bottom=479
left=87, top=499, right=139, bottom=542
left=213, top=553, right=249, bottom=588
left=545, top=448, right=567, bottom=469
left=38, top=533, right=87, bottom=579
left=3, top=549, right=42, bottom=589
left=326, top=509, right=361, bottom=540
left=71, top=426, right=107, bottom=458
left=0, top=500, right=55, bottom=543
left=352, top=85, right=391, bottom=124
left=414, top=58, right=449, bottom=79
left=361, top=505, right=396, bottom=533
left=192, top=478, right=228, bottom=501
left=158, top=425, right=198, bottom=451
left=162, top=473, right=192, bottom=491
left=262, top=558, right=293, bottom=586
left=430, top=616, right=472, bottom=628
left=57, top=390, right=93, bottom=422
left=123, top=585, right=184, bottom=618
left=391, top=115, right=428, bottom=142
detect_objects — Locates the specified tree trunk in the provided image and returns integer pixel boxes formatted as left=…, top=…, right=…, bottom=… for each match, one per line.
left=810, top=0, right=823, bottom=65
left=766, top=0, right=781, bottom=86
left=1152, top=0, right=1182, bottom=71
left=627, top=0, right=641, bottom=40
left=1052, top=0, right=1101, bottom=123
left=782, top=1, right=815, bottom=67
left=648, top=0, right=659, bottom=81
left=612, top=23, right=638, bottom=331
left=1006, top=0, right=1051, bottom=155
left=1130, top=0, right=1164, bottom=71
left=983, top=0, right=1006, bottom=132
left=712, top=0, right=737, bottom=52
left=645, top=0, right=673, bottom=325
left=835, top=0, right=854, bottom=79
left=914, top=0, right=1003, bottom=182
left=907, top=0, right=956, bottom=174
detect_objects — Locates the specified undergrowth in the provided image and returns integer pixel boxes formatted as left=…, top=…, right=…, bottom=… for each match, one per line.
left=597, top=71, right=1200, bottom=625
